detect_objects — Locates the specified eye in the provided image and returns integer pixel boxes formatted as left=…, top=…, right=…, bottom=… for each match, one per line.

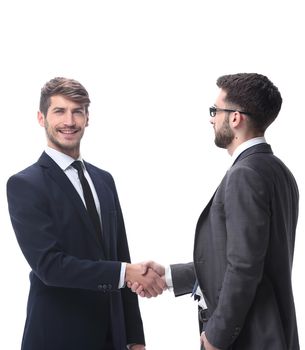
left=54, top=109, right=64, bottom=114
left=73, top=109, right=85, bottom=116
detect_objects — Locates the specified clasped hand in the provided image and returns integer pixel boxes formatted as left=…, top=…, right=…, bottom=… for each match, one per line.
left=125, top=261, right=166, bottom=298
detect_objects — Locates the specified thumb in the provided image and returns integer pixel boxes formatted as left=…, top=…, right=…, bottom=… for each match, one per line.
left=140, top=263, right=149, bottom=275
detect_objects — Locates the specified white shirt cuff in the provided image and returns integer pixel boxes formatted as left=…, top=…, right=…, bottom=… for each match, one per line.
left=119, top=262, right=127, bottom=288
left=165, top=265, right=174, bottom=291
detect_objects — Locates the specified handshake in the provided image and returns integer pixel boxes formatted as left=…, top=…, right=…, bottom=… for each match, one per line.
left=125, top=261, right=167, bottom=298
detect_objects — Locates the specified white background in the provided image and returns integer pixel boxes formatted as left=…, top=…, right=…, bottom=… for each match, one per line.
left=0, top=1, right=304, bottom=349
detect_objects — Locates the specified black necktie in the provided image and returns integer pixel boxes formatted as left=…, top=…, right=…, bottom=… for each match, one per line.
left=71, top=161, right=103, bottom=245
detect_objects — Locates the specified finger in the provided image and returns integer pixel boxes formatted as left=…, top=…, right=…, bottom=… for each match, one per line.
left=144, top=284, right=159, bottom=297
left=142, top=271, right=161, bottom=296
left=150, top=281, right=164, bottom=296
left=145, top=261, right=165, bottom=276
left=162, top=276, right=168, bottom=290
left=139, top=263, right=149, bottom=275
left=139, top=291, right=146, bottom=298
left=144, top=282, right=163, bottom=297
left=155, top=273, right=166, bottom=290
left=131, top=282, right=140, bottom=293
left=135, top=285, right=144, bottom=294
left=142, top=289, right=153, bottom=298
left=147, top=268, right=166, bottom=293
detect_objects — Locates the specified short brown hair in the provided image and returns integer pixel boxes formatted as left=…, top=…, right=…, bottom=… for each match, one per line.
left=39, top=77, right=91, bottom=115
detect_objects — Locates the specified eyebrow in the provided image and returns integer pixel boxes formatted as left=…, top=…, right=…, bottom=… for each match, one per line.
left=51, top=107, right=65, bottom=112
left=51, top=106, right=85, bottom=112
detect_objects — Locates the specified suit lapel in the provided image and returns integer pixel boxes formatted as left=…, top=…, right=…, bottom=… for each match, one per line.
left=194, top=187, right=218, bottom=244
left=38, top=152, right=106, bottom=258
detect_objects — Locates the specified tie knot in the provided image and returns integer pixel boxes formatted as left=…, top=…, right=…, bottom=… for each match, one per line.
left=71, top=160, right=84, bottom=175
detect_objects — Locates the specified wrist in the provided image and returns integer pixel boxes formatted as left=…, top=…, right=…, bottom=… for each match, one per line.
left=128, top=344, right=145, bottom=350
left=124, top=263, right=133, bottom=282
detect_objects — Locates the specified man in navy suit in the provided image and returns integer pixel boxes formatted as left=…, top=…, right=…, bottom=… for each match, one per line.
left=7, top=77, right=165, bottom=350
left=131, top=73, right=300, bottom=349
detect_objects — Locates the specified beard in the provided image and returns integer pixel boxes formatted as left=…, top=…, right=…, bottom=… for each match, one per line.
left=44, top=118, right=83, bottom=156
left=214, top=115, right=234, bottom=149
left=46, top=129, right=81, bottom=153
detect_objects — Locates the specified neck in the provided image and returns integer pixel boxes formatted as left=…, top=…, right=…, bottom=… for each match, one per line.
left=227, top=132, right=264, bottom=155
left=47, top=144, right=80, bottom=159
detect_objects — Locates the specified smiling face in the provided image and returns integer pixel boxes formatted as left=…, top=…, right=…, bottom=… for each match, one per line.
left=38, top=95, right=89, bottom=158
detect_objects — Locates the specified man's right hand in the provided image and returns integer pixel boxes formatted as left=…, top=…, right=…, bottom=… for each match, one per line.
left=126, top=261, right=166, bottom=298
left=125, top=262, right=166, bottom=297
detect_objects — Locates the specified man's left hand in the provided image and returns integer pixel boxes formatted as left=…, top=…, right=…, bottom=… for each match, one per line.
left=129, top=344, right=145, bottom=350
left=200, top=332, right=220, bottom=350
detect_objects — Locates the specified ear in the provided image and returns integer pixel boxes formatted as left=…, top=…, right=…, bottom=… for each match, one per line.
left=85, top=114, right=89, bottom=127
left=37, top=111, right=45, bottom=127
left=230, top=111, right=244, bottom=128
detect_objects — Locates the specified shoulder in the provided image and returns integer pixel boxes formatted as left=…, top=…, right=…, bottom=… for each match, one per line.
left=236, top=147, right=292, bottom=180
left=6, top=162, right=47, bottom=203
left=7, top=152, right=54, bottom=185
left=7, top=162, right=41, bottom=185
left=229, top=146, right=297, bottom=194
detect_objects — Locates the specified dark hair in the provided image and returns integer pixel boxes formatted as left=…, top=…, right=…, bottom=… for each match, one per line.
left=39, top=77, right=91, bottom=115
left=216, top=73, right=282, bottom=132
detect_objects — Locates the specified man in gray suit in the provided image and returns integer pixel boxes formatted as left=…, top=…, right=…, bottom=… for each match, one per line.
left=131, top=73, right=300, bottom=349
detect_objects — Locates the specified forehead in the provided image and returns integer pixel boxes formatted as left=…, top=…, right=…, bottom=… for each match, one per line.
left=49, top=95, right=85, bottom=110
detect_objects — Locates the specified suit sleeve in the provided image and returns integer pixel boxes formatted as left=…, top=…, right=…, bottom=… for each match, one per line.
left=171, top=262, right=196, bottom=297
left=104, top=174, right=145, bottom=345
left=205, top=165, right=271, bottom=348
left=6, top=172, right=122, bottom=292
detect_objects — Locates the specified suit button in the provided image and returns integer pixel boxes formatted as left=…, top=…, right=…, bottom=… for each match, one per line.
left=97, top=284, right=108, bottom=292
left=108, top=284, right=112, bottom=290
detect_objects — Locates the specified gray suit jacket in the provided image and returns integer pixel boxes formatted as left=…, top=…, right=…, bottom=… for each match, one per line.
left=171, top=143, right=299, bottom=350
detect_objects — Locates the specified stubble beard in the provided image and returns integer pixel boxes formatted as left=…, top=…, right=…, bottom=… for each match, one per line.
left=214, top=116, right=234, bottom=149
left=45, top=126, right=82, bottom=156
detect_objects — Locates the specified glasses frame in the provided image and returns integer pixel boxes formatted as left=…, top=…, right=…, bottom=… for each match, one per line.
left=209, top=106, right=252, bottom=118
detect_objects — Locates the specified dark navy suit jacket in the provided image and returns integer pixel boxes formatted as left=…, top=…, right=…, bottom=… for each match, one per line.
left=171, top=144, right=299, bottom=350
left=7, top=152, right=145, bottom=350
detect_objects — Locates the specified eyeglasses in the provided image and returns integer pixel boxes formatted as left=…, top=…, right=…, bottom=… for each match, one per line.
left=209, top=106, right=252, bottom=118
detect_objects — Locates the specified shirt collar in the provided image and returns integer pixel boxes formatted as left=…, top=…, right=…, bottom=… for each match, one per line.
left=231, top=136, right=266, bottom=164
left=45, top=146, right=83, bottom=171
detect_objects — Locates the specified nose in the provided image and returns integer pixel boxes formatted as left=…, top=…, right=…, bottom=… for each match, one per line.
left=63, top=111, right=76, bottom=126
left=209, top=117, right=215, bottom=125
